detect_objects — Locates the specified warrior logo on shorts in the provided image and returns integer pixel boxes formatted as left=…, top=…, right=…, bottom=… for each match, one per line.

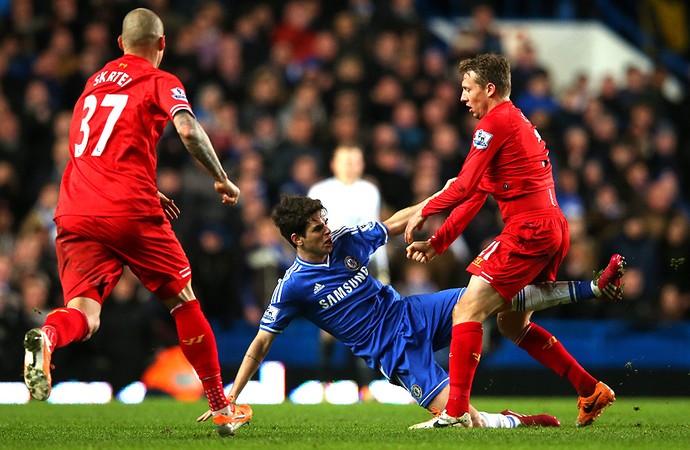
left=411, top=384, right=423, bottom=399
left=473, top=129, right=493, bottom=149
left=344, top=256, right=360, bottom=271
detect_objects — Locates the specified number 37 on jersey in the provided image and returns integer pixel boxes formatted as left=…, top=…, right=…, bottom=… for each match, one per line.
left=74, top=94, right=128, bottom=157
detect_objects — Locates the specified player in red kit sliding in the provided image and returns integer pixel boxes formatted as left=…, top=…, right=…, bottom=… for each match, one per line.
left=21, top=8, right=250, bottom=436
left=404, top=54, right=623, bottom=428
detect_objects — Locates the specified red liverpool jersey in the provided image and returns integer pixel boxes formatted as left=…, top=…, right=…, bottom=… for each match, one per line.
left=56, top=54, right=193, bottom=217
left=424, top=101, right=555, bottom=217
left=424, top=101, right=560, bottom=254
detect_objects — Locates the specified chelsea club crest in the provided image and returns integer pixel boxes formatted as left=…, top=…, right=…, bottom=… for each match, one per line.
left=411, top=384, right=422, bottom=399
left=344, top=256, right=360, bottom=270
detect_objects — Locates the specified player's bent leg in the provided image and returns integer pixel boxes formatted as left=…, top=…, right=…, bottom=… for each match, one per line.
left=24, top=301, right=94, bottom=401
left=577, top=381, right=616, bottom=427
left=510, top=281, right=596, bottom=312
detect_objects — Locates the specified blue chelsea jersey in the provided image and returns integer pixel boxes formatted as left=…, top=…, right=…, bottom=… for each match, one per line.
left=260, top=221, right=405, bottom=367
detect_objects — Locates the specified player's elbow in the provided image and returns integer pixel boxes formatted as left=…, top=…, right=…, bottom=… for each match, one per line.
left=173, top=111, right=203, bottom=142
left=176, top=122, right=201, bottom=142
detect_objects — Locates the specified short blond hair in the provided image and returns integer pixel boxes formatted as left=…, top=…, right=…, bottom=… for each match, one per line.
left=120, top=8, right=164, bottom=51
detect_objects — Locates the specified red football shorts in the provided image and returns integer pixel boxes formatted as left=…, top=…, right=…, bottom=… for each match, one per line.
left=466, top=209, right=569, bottom=301
left=55, top=214, right=192, bottom=304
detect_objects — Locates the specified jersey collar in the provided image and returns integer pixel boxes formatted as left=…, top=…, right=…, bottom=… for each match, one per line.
left=295, top=253, right=331, bottom=268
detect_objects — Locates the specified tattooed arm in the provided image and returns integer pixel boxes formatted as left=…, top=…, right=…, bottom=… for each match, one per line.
left=173, top=111, right=240, bottom=205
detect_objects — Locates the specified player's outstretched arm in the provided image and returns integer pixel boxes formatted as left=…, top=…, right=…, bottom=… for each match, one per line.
left=173, top=111, right=240, bottom=205
left=384, top=201, right=427, bottom=238
left=228, top=330, right=276, bottom=401
left=196, top=329, right=277, bottom=422
left=387, top=178, right=457, bottom=239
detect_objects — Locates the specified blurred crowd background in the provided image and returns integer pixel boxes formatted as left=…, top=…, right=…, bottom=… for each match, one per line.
left=1, top=0, right=689, bottom=389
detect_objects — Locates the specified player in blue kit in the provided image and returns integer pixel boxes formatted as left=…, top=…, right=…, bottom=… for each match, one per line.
left=197, top=194, right=624, bottom=431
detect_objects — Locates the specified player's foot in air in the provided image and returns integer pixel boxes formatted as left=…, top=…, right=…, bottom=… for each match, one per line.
left=23, top=328, right=53, bottom=401
left=212, top=403, right=254, bottom=437
left=577, top=381, right=616, bottom=426
left=594, top=254, right=626, bottom=301
left=501, top=409, right=561, bottom=427
left=408, top=408, right=472, bottom=429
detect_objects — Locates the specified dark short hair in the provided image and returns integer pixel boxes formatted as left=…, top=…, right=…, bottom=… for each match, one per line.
left=271, top=195, right=326, bottom=247
left=458, top=53, right=511, bottom=98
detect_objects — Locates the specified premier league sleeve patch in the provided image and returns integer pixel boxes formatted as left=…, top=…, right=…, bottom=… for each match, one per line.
left=170, top=87, right=188, bottom=101
left=473, top=129, right=493, bottom=149
left=262, top=305, right=280, bottom=323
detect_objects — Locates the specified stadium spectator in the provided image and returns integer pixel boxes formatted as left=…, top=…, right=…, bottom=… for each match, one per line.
left=327, top=112, right=361, bottom=149
left=279, top=153, right=321, bottom=197
left=204, top=33, right=245, bottom=103
left=308, top=144, right=390, bottom=386
left=0, top=253, right=26, bottom=380
left=367, top=124, right=413, bottom=211
left=269, top=109, right=323, bottom=193
left=450, top=3, right=503, bottom=62
left=392, top=99, right=425, bottom=156
left=659, top=212, right=690, bottom=320
left=188, top=222, right=244, bottom=328
left=510, top=42, right=546, bottom=100
left=428, top=122, right=465, bottom=183
left=331, top=11, right=362, bottom=55
left=514, top=68, right=561, bottom=118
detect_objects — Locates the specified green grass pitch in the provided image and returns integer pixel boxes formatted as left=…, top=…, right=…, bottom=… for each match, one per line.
left=1, top=397, right=689, bottom=449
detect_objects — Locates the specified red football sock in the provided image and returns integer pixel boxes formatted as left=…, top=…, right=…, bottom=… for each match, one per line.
left=446, top=322, right=483, bottom=417
left=42, top=307, right=89, bottom=349
left=171, top=299, right=228, bottom=412
left=515, top=323, right=598, bottom=397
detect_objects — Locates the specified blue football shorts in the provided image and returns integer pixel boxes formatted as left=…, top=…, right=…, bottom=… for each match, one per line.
left=377, top=287, right=465, bottom=408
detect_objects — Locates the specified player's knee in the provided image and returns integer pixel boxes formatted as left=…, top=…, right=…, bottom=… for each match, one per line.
left=83, top=316, right=100, bottom=340
left=453, top=297, right=492, bottom=322
left=495, top=315, right=527, bottom=340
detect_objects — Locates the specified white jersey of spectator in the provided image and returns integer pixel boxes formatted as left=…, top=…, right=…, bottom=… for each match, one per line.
left=308, top=146, right=390, bottom=283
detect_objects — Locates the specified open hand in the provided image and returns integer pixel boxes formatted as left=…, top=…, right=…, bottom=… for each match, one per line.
left=158, top=191, right=180, bottom=220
